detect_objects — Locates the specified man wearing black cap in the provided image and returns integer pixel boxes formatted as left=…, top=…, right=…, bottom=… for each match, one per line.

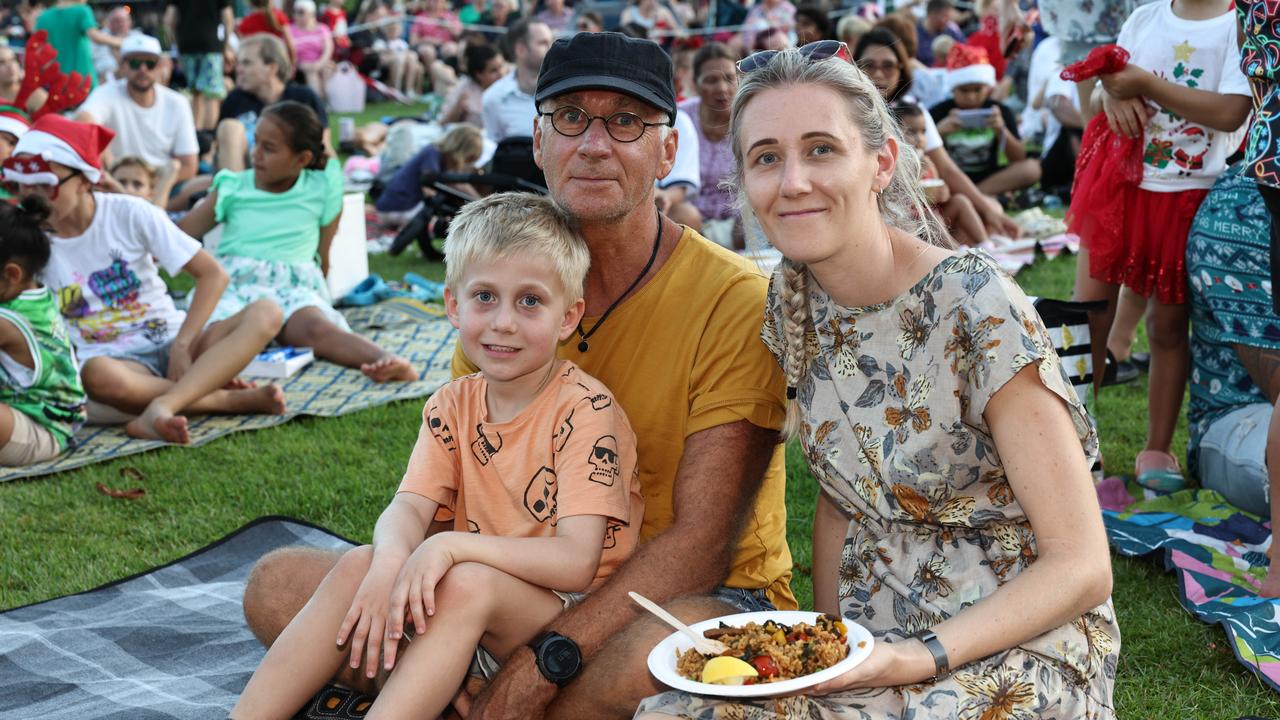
left=459, top=31, right=792, bottom=719
left=239, top=32, right=792, bottom=719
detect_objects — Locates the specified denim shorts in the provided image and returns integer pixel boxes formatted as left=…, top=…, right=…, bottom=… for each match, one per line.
left=468, top=589, right=587, bottom=680
left=103, top=338, right=175, bottom=378
left=712, top=585, right=776, bottom=613
left=1198, top=402, right=1271, bottom=516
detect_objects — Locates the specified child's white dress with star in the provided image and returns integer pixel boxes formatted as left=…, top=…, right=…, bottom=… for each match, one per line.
left=1117, top=0, right=1250, bottom=191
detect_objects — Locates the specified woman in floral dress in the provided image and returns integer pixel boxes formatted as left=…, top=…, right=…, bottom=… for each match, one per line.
left=637, top=48, right=1119, bottom=720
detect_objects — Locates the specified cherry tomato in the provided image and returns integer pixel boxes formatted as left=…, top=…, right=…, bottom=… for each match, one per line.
left=749, top=655, right=780, bottom=678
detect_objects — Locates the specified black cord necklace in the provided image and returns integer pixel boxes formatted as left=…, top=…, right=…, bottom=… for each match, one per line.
left=576, top=208, right=663, bottom=353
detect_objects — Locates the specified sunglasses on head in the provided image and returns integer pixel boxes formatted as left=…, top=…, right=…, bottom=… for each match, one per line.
left=127, top=58, right=158, bottom=71
left=736, top=40, right=851, bottom=74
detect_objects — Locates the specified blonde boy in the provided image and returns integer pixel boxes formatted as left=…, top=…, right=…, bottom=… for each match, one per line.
left=233, top=193, right=643, bottom=720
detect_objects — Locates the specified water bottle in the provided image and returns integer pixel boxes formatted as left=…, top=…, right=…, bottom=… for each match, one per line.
left=338, top=117, right=356, bottom=154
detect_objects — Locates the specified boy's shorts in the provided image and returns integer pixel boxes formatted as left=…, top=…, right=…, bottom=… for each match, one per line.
left=1198, top=402, right=1272, bottom=517
left=179, top=53, right=227, bottom=99
left=468, top=589, right=586, bottom=680
left=0, top=410, right=62, bottom=466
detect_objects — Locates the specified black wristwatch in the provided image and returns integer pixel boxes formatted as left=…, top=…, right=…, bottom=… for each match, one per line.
left=528, top=631, right=582, bottom=687
left=915, top=629, right=951, bottom=681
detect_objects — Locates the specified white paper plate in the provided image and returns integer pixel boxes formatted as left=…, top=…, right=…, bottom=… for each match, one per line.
left=645, top=611, right=875, bottom=698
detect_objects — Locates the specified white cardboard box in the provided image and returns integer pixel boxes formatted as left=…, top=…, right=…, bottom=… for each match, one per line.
left=243, top=347, right=315, bottom=378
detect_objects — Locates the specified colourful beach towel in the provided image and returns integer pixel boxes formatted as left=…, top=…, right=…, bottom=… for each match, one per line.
left=1102, top=480, right=1280, bottom=693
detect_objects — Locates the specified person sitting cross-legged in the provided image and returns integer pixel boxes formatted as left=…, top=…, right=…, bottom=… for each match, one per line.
left=4, top=115, right=285, bottom=444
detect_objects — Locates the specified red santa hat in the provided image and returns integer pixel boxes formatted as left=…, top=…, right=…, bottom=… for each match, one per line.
left=945, top=44, right=996, bottom=92
left=4, top=114, right=114, bottom=185
left=0, top=106, right=29, bottom=141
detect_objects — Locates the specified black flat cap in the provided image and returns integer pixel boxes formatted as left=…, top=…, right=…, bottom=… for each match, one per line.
left=534, top=32, right=676, bottom=123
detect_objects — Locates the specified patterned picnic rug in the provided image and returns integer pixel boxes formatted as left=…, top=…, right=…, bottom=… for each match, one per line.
left=1099, top=478, right=1280, bottom=693
left=0, top=298, right=456, bottom=483
left=0, top=517, right=357, bottom=719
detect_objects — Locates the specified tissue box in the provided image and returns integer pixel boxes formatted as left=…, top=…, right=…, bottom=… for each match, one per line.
left=243, top=347, right=315, bottom=378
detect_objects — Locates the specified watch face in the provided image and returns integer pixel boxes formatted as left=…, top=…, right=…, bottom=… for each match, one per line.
left=542, top=636, right=581, bottom=678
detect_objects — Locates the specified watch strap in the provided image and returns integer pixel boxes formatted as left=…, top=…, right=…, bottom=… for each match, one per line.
left=915, top=629, right=950, bottom=681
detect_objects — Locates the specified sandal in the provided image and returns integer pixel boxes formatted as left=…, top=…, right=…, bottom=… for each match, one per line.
left=1135, top=449, right=1186, bottom=492
left=403, top=271, right=446, bottom=302
left=340, top=274, right=387, bottom=307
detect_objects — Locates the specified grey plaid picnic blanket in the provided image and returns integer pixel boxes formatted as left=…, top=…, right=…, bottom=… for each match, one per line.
left=0, top=298, right=456, bottom=483
left=0, top=517, right=356, bottom=719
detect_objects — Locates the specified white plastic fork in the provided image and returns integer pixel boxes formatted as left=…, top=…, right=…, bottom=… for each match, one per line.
left=629, top=591, right=730, bottom=655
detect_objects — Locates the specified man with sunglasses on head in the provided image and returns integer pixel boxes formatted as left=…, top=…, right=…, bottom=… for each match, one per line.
left=240, top=32, right=793, bottom=720
left=76, top=34, right=198, bottom=207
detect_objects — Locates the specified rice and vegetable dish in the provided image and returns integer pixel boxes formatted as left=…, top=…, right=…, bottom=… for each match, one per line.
left=676, top=614, right=853, bottom=684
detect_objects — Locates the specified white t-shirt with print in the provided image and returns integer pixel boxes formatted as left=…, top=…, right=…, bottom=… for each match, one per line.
left=80, top=79, right=200, bottom=170
left=42, top=193, right=201, bottom=360
left=1117, top=1, right=1250, bottom=191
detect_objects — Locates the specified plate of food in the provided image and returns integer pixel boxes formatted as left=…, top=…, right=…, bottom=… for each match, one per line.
left=645, top=611, right=875, bottom=697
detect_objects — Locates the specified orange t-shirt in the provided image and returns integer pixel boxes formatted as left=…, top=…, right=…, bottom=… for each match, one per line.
left=398, top=361, right=643, bottom=590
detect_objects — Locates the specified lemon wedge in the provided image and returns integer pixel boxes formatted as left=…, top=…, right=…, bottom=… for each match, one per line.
left=700, top=656, right=759, bottom=685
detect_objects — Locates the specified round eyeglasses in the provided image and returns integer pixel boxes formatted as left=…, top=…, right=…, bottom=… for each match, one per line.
left=539, top=105, right=671, bottom=143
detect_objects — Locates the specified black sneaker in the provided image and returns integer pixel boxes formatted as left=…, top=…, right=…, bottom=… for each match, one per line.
left=1130, top=351, right=1150, bottom=372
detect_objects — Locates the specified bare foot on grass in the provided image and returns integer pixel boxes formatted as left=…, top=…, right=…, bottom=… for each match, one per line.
left=126, top=405, right=191, bottom=444
left=361, top=355, right=417, bottom=383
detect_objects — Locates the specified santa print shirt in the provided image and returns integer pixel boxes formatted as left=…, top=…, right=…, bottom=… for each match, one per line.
left=40, top=193, right=201, bottom=360
left=1117, top=1, right=1250, bottom=191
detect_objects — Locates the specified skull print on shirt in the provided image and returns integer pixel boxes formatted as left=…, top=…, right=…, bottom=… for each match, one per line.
left=588, top=435, right=620, bottom=486
left=471, top=423, right=503, bottom=464
left=427, top=403, right=457, bottom=452
left=525, top=466, right=558, bottom=524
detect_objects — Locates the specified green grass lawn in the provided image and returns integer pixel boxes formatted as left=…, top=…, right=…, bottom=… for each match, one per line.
left=2, top=102, right=1279, bottom=716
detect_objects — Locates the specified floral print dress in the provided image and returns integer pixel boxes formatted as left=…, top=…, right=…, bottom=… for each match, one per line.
left=636, top=250, right=1119, bottom=720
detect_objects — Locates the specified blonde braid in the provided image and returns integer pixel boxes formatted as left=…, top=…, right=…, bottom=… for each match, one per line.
left=780, top=258, right=811, bottom=441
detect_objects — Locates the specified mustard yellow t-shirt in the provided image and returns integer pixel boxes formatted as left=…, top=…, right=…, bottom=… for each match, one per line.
left=454, top=228, right=795, bottom=609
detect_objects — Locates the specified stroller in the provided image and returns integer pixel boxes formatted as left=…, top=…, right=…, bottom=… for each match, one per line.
left=386, top=136, right=548, bottom=259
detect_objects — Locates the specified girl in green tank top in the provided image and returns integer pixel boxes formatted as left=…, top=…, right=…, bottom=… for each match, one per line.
left=0, top=195, right=86, bottom=454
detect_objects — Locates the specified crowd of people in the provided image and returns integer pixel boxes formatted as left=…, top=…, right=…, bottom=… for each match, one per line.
left=0, top=0, right=1277, bottom=718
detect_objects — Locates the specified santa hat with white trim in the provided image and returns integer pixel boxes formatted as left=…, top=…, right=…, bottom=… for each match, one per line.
left=945, top=44, right=996, bottom=92
left=5, top=115, right=114, bottom=185
left=0, top=106, right=29, bottom=141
